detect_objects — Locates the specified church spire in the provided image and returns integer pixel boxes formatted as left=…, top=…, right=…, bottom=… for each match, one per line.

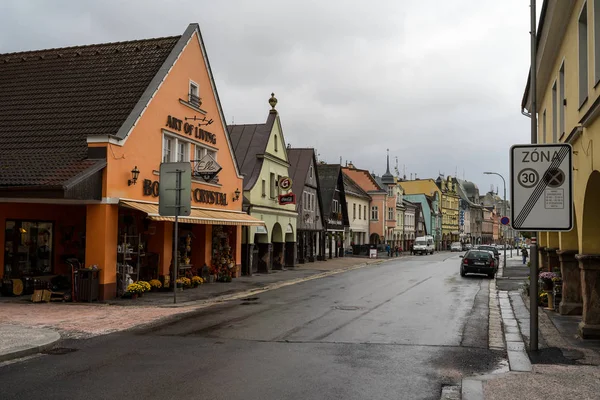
left=381, top=148, right=395, bottom=184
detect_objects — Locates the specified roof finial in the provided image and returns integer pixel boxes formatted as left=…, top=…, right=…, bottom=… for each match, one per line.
left=269, top=93, right=278, bottom=110
left=385, top=148, right=391, bottom=175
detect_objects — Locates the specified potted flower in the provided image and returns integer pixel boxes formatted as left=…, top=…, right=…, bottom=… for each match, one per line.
left=176, top=277, right=191, bottom=289
left=539, top=272, right=558, bottom=291
left=149, top=279, right=162, bottom=292
left=126, top=283, right=143, bottom=299
left=191, top=276, right=203, bottom=288
left=137, top=281, right=151, bottom=295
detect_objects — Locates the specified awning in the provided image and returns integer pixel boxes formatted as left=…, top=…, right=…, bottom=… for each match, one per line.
left=120, top=200, right=265, bottom=226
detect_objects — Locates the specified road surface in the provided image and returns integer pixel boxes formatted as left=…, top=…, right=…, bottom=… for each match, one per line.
left=1, top=252, right=504, bottom=400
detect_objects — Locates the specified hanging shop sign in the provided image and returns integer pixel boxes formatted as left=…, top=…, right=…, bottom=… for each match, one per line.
left=166, top=115, right=217, bottom=145
left=278, top=193, right=296, bottom=205
left=278, top=176, right=293, bottom=191
left=193, top=153, right=222, bottom=182
left=143, top=179, right=227, bottom=206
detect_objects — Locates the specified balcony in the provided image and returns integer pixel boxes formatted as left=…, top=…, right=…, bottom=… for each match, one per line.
left=189, top=93, right=202, bottom=108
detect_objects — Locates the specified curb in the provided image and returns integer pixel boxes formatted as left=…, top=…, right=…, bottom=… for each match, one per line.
left=0, top=329, right=60, bottom=363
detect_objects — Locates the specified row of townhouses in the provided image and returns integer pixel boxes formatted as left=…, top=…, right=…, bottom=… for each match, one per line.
left=0, top=22, right=517, bottom=303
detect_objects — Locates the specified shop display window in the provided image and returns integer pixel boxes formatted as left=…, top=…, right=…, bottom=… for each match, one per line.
left=4, top=220, right=53, bottom=278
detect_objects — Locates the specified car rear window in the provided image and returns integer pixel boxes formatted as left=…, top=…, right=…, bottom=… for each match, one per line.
left=467, top=251, right=491, bottom=259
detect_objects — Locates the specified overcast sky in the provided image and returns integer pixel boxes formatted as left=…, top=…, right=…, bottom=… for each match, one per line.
left=0, top=0, right=541, bottom=197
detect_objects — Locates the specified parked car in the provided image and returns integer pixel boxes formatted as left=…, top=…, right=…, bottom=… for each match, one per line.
left=463, top=243, right=472, bottom=251
left=450, top=242, right=463, bottom=252
left=476, top=245, right=500, bottom=264
left=460, top=250, right=497, bottom=278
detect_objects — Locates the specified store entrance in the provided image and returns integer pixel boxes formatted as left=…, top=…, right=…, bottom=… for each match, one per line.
left=4, top=220, right=54, bottom=278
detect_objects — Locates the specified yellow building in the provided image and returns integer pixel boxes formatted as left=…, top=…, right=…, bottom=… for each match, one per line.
left=398, top=179, right=443, bottom=248
left=435, top=176, right=460, bottom=248
left=521, top=0, right=600, bottom=338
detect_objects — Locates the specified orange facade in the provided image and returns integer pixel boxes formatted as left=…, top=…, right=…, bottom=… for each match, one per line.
left=0, top=26, right=258, bottom=299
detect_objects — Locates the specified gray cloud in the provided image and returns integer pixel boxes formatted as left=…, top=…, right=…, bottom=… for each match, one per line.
left=0, top=0, right=536, bottom=198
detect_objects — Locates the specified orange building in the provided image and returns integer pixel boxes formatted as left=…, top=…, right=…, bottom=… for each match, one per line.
left=0, top=24, right=263, bottom=299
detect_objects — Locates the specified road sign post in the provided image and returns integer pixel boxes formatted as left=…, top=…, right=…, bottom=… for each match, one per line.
left=510, top=144, right=573, bottom=231
left=159, top=162, right=192, bottom=304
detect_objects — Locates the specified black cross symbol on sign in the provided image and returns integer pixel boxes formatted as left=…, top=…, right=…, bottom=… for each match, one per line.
left=543, top=168, right=565, bottom=188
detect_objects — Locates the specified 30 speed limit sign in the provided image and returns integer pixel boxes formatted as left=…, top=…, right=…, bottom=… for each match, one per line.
left=510, top=144, right=572, bottom=231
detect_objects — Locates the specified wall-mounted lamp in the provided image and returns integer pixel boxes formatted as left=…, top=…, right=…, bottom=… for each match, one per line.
left=128, top=166, right=140, bottom=186
left=233, top=188, right=241, bottom=201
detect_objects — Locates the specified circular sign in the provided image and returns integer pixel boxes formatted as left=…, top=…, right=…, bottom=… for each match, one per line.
left=500, top=216, right=510, bottom=225
left=278, top=176, right=292, bottom=190
left=518, top=168, right=539, bottom=188
left=543, top=167, right=565, bottom=188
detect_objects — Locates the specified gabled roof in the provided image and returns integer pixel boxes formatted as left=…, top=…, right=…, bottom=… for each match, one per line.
left=343, top=172, right=371, bottom=200
left=317, top=164, right=347, bottom=219
left=342, top=166, right=385, bottom=193
left=287, top=147, right=316, bottom=198
left=0, top=33, right=180, bottom=188
left=228, top=111, right=277, bottom=191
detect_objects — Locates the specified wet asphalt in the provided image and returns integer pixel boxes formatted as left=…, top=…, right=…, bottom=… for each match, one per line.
left=0, top=252, right=505, bottom=400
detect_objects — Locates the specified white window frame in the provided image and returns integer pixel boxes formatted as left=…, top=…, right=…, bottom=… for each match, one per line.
left=189, top=80, right=200, bottom=106
left=388, top=207, right=394, bottom=220
left=333, top=199, right=339, bottom=213
left=162, top=133, right=190, bottom=162
left=371, top=206, right=379, bottom=220
left=195, top=144, right=217, bottom=162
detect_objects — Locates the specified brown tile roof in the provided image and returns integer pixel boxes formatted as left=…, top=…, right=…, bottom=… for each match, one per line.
left=228, top=111, right=277, bottom=191
left=0, top=35, right=180, bottom=187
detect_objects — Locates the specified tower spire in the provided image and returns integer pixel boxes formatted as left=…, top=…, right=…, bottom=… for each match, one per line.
left=381, top=148, right=394, bottom=184
left=385, top=148, right=391, bottom=175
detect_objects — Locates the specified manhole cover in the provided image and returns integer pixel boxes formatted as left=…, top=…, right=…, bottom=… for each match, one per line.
left=332, top=305, right=362, bottom=311
left=42, top=347, right=78, bottom=355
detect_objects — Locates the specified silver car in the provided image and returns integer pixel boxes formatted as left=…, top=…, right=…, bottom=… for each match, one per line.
left=450, top=242, right=463, bottom=252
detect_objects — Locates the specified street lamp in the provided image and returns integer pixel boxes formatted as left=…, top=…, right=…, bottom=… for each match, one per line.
left=484, top=171, right=507, bottom=268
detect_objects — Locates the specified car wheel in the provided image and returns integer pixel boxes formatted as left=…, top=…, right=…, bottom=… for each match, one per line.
left=460, top=266, right=466, bottom=277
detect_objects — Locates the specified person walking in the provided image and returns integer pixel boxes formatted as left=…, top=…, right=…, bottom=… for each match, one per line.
left=521, top=246, right=529, bottom=265
left=386, top=244, right=391, bottom=257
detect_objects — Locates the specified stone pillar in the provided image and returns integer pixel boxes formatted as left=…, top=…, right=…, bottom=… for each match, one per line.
left=546, top=248, right=560, bottom=273
left=576, top=254, right=600, bottom=339
left=272, top=242, right=285, bottom=270
left=557, top=250, right=582, bottom=315
left=85, top=204, right=118, bottom=300
left=241, top=243, right=254, bottom=276
left=538, top=246, right=548, bottom=272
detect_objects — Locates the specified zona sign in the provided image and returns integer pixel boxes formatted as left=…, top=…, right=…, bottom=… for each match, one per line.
left=510, top=143, right=573, bottom=231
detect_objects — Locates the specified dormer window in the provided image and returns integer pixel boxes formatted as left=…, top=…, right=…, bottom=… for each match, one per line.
left=189, top=81, right=200, bottom=107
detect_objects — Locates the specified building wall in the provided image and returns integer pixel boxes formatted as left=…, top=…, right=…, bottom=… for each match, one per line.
left=346, top=194, right=370, bottom=246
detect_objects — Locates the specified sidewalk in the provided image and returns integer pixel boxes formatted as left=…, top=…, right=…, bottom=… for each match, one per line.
left=0, top=256, right=386, bottom=361
left=472, top=254, right=600, bottom=400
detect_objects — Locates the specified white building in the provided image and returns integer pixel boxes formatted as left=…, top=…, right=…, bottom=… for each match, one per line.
left=343, top=172, right=371, bottom=247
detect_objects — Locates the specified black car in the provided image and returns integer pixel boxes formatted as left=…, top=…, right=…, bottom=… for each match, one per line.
left=476, top=245, right=500, bottom=263
left=460, top=250, right=497, bottom=278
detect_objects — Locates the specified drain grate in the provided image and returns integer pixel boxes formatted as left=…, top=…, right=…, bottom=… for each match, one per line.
left=42, top=347, right=78, bottom=355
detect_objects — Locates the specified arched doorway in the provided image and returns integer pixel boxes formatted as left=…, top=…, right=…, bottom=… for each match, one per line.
left=558, top=210, right=581, bottom=315
left=253, top=228, right=269, bottom=274
left=284, top=224, right=296, bottom=268
left=370, top=233, right=380, bottom=246
left=271, top=223, right=284, bottom=270
left=579, top=171, right=600, bottom=337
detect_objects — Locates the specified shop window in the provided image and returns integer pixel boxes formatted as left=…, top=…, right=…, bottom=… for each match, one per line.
left=4, top=221, right=53, bottom=278
left=189, top=81, right=200, bottom=107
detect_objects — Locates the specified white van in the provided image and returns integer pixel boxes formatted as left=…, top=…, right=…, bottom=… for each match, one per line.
left=413, top=235, right=434, bottom=255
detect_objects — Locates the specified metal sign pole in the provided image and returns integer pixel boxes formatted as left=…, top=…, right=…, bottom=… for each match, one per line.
left=173, top=169, right=181, bottom=305
left=529, top=0, right=539, bottom=352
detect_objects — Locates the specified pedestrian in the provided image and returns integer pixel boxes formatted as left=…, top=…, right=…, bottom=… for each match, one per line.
left=521, top=247, right=529, bottom=265
left=395, top=246, right=399, bottom=257
left=410, top=243, right=414, bottom=255
left=386, top=244, right=391, bottom=257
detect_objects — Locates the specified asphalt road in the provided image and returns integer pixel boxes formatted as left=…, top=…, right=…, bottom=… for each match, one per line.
left=1, top=252, right=505, bottom=400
